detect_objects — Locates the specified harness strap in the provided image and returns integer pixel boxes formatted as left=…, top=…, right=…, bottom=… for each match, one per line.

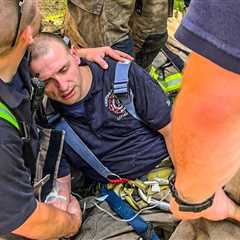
left=113, top=62, right=143, bottom=122
left=100, top=187, right=160, bottom=240
left=53, top=117, right=128, bottom=184
left=113, top=61, right=130, bottom=95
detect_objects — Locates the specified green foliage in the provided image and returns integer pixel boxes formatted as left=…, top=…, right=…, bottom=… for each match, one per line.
left=174, top=0, right=186, bottom=12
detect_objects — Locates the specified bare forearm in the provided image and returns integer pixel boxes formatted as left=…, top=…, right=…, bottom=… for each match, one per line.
left=172, top=52, right=240, bottom=203
left=13, top=202, right=81, bottom=240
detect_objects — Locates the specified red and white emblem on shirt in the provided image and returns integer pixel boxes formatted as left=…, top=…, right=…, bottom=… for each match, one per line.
left=105, top=91, right=128, bottom=120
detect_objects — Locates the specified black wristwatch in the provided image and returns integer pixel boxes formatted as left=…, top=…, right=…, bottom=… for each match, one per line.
left=168, top=173, right=215, bottom=212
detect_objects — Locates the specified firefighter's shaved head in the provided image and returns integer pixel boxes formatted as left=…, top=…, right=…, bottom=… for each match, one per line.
left=0, top=0, right=38, bottom=55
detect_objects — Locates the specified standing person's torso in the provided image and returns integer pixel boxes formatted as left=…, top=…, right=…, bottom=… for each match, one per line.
left=0, top=57, right=38, bottom=234
left=67, top=0, right=135, bottom=47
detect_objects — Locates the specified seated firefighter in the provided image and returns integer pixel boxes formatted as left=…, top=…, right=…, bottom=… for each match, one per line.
left=29, top=33, right=176, bottom=239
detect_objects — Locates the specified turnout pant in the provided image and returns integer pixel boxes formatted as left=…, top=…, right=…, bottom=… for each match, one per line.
left=74, top=196, right=178, bottom=240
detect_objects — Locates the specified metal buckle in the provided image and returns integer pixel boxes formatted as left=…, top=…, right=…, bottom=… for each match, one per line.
left=33, top=174, right=50, bottom=192
left=20, top=121, right=30, bottom=142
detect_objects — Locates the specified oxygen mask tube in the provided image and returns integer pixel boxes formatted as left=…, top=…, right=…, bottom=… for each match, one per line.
left=31, top=76, right=45, bottom=120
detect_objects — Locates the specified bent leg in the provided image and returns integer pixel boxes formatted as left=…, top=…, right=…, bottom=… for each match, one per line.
left=74, top=201, right=139, bottom=240
left=130, top=0, right=168, bottom=68
left=74, top=199, right=177, bottom=240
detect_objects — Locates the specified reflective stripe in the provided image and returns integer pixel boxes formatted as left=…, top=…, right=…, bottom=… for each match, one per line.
left=149, top=65, right=182, bottom=93
left=165, top=73, right=182, bottom=92
left=0, top=102, right=20, bottom=130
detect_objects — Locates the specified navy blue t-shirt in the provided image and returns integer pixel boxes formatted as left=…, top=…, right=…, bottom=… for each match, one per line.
left=0, top=58, right=37, bottom=234
left=55, top=59, right=171, bottom=182
left=176, top=0, right=240, bottom=74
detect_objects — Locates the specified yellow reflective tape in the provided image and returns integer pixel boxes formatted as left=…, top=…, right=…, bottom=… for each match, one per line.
left=165, top=72, right=182, bottom=83
left=0, top=102, right=20, bottom=130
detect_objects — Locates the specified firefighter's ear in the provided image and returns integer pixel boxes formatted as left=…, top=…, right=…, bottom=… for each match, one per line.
left=19, top=26, right=34, bottom=46
left=70, top=46, right=81, bottom=65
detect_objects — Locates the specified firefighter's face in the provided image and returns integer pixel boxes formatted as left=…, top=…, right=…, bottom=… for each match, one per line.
left=30, top=42, right=83, bottom=105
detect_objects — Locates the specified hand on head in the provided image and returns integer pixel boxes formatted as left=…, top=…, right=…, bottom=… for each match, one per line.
left=76, top=46, right=134, bottom=69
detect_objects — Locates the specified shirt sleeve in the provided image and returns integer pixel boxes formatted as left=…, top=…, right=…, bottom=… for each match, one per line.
left=129, top=62, right=172, bottom=130
left=175, top=0, right=240, bottom=74
left=0, top=122, right=37, bottom=234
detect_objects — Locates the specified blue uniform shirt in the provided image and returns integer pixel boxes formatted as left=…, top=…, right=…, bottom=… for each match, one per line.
left=54, top=59, right=171, bottom=182
left=0, top=57, right=37, bottom=234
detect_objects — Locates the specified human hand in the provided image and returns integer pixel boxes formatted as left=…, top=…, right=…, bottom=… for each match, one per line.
left=58, top=195, right=82, bottom=238
left=46, top=195, right=68, bottom=211
left=45, top=189, right=69, bottom=211
left=77, top=46, right=134, bottom=69
left=67, top=195, right=82, bottom=230
left=170, top=188, right=238, bottom=221
left=202, top=188, right=237, bottom=221
left=45, top=175, right=71, bottom=211
left=67, top=195, right=81, bottom=217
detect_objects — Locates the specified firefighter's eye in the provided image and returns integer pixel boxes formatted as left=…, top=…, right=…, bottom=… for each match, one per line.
left=59, top=66, right=69, bottom=74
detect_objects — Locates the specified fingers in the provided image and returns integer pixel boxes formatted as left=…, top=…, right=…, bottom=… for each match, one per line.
left=66, top=195, right=82, bottom=237
left=94, top=56, right=109, bottom=69
left=105, top=47, right=134, bottom=62
left=78, top=46, right=134, bottom=69
left=112, top=49, right=134, bottom=61
left=67, top=195, right=81, bottom=217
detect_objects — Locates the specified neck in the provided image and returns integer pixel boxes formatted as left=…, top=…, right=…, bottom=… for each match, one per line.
left=78, top=65, right=93, bottom=100
left=0, top=47, right=26, bottom=83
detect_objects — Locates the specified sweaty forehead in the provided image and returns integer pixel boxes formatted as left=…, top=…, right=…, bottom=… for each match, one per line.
left=31, top=49, right=69, bottom=80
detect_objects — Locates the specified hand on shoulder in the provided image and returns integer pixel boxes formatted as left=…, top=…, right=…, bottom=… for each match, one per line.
left=76, top=46, right=134, bottom=69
